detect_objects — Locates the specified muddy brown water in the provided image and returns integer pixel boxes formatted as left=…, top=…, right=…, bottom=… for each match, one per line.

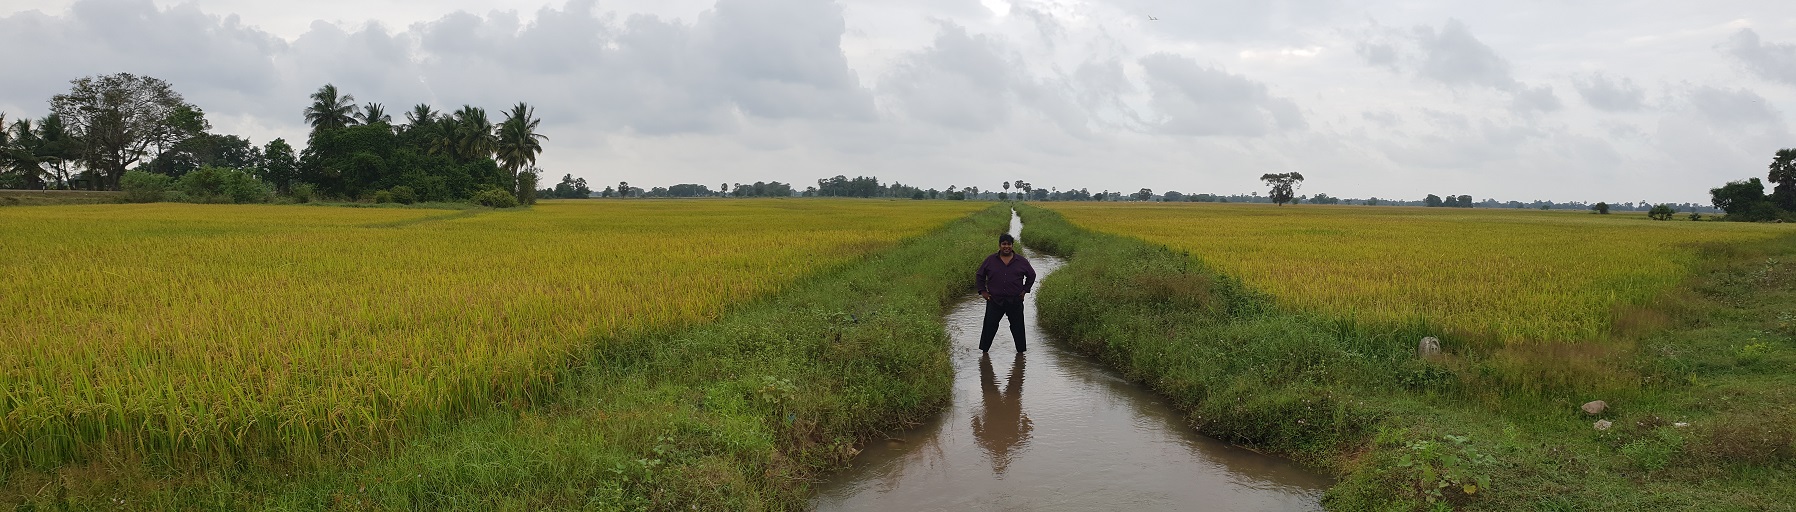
left=810, top=211, right=1331, bottom=511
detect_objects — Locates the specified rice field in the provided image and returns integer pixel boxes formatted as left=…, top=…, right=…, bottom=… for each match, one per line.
left=0, top=199, right=987, bottom=471
left=1038, top=202, right=1795, bottom=343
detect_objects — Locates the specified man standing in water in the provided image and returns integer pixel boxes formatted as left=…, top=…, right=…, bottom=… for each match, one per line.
left=976, top=233, right=1037, bottom=353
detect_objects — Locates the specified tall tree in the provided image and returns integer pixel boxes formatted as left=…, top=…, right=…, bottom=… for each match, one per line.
left=34, top=114, right=81, bottom=188
left=404, top=104, right=437, bottom=130
left=450, top=106, right=497, bottom=162
left=260, top=138, right=299, bottom=194
left=50, top=73, right=193, bottom=189
left=1770, top=148, right=1796, bottom=211
left=303, top=84, right=357, bottom=135
left=495, top=102, right=547, bottom=194
left=356, top=102, right=392, bottom=126
left=4, top=118, right=47, bottom=188
left=1259, top=172, right=1305, bottom=206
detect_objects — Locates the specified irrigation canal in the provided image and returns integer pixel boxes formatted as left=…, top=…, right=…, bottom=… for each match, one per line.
left=811, top=210, right=1331, bottom=511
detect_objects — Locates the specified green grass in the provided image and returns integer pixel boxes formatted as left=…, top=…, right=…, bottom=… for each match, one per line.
left=2, top=203, right=1011, bottom=510
left=1016, top=203, right=1796, bottom=511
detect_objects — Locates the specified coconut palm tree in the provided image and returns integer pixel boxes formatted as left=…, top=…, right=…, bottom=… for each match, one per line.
left=303, top=84, right=357, bottom=134
left=356, top=102, right=391, bottom=126
left=450, top=106, right=497, bottom=162
left=404, top=104, right=437, bottom=128
left=496, top=102, right=548, bottom=189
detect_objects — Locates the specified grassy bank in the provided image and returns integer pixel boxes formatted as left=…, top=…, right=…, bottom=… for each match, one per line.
left=1017, top=203, right=1796, bottom=511
left=0, top=189, right=125, bottom=206
left=5, top=203, right=1009, bottom=509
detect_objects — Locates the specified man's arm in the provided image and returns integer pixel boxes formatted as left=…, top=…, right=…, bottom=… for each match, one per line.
left=975, top=257, right=990, bottom=294
left=1022, top=260, right=1037, bottom=293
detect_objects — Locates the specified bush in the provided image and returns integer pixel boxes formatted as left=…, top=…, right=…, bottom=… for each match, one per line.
left=471, top=186, right=520, bottom=208
left=1648, top=204, right=1676, bottom=221
left=373, top=190, right=395, bottom=204
left=389, top=186, right=417, bottom=205
left=120, top=170, right=174, bottom=203
left=1592, top=202, right=1609, bottom=214
left=178, top=167, right=271, bottom=204
left=290, top=183, right=316, bottom=203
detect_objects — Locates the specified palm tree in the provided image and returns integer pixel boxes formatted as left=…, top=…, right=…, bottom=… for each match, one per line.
left=356, top=102, right=391, bottom=125
left=404, top=104, right=437, bottom=128
left=495, top=102, right=548, bottom=190
left=450, top=106, right=497, bottom=162
left=1772, top=148, right=1796, bottom=209
left=5, top=118, right=47, bottom=189
left=303, top=84, right=357, bottom=134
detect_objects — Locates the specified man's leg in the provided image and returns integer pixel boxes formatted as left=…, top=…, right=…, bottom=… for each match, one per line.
left=978, top=300, right=1004, bottom=352
left=1005, top=299, right=1027, bottom=352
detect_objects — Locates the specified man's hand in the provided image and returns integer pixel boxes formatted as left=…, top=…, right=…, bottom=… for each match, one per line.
left=980, top=291, right=991, bottom=301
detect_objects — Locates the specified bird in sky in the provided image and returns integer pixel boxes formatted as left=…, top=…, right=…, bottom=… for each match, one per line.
left=1148, top=15, right=1159, bottom=20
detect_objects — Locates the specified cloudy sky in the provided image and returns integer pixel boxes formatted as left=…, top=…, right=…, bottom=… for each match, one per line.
left=3, top=0, right=1793, bottom=202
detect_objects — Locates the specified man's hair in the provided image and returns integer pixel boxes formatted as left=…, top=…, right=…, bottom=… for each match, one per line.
left=999, top=233, right=1015, bottom=244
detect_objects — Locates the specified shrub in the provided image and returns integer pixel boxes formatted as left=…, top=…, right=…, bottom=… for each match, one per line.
left=471, top=186, right=520, bottom=208
left=1648, top=204, right=1676, bottom=221
left=178, top=167, right=271, bottom=204
left=373, top=190, right=395, bottom=204
left=389, top=186, right=417, bottom=205
left=1394, top=434, right=1495, bottom=506
left=1689, top=212, right=1703, bottom=221
left=290, top=183, right=316, bottom=203
left=1592, top=202, right=1610, bottom=214
left=120, top=170, right=174, bottom=203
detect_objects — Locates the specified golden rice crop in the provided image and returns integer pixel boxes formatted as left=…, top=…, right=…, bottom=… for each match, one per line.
left=1041, top=202, right=1794, bottom=343
left=0, top=199, right=986, bottom=470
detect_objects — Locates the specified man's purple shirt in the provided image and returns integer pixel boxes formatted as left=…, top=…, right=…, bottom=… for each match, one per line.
left=976, top=252, right=1037, bottom=297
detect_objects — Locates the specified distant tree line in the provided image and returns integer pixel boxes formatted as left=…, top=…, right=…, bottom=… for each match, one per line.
left=0, top=73, right=546, bottom=208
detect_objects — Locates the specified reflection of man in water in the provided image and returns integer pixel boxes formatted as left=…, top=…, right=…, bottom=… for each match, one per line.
left=975, top=233, right=1037, bottom=353
left=972, top=353, right=1032, bottom=475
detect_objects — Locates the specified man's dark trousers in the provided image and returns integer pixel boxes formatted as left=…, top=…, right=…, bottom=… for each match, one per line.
left=979, top=295, right=1026, bottom=352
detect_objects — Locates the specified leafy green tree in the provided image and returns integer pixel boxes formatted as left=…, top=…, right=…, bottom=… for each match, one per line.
left=50, top=73, right=194, bottom=190
left=1770, top=148, right=1796, bottom=211
left=1132, top=188, right=1154, bottom=201
left=1591, top=202, right=1610, bottom=214
left=1425, top=194, right=1443, bottom=207
left=1711, top=178, right=1778, bottom=221
left=1648, top=204, right=1676, bottom=221
left=260, top=138, right=298, bottom=194
left=1456, top=195, right=1473, bottom=208
left=303, top=84, right=358, bottom=135
left=1259, top=172, right=1304, bottom=205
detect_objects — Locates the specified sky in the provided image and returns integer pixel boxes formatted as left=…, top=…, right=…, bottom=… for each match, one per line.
left=2, top=0, right=1794, bottom=203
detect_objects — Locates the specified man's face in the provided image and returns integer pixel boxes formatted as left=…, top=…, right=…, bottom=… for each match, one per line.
left=999, top=241, right=1013, bottom=256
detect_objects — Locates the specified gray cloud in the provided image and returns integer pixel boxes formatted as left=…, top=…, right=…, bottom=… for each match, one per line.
left=1413, top=19, right=1513, bottom=89
left=879, top=23, right=1020, bottom=131
left=1138, top=53, right=1304, bottom=137
left=1721, top=28, right=1796, bottom=86
left=1355, top=42, right=1398, bottom=69
left=1360, top=18, right=1560, bottom=113
left=1573, top=73, right=1646, bottom=112
left=1685, top=85, right=1780, bottom=126
left=0, top=0, right=284, bottom=117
